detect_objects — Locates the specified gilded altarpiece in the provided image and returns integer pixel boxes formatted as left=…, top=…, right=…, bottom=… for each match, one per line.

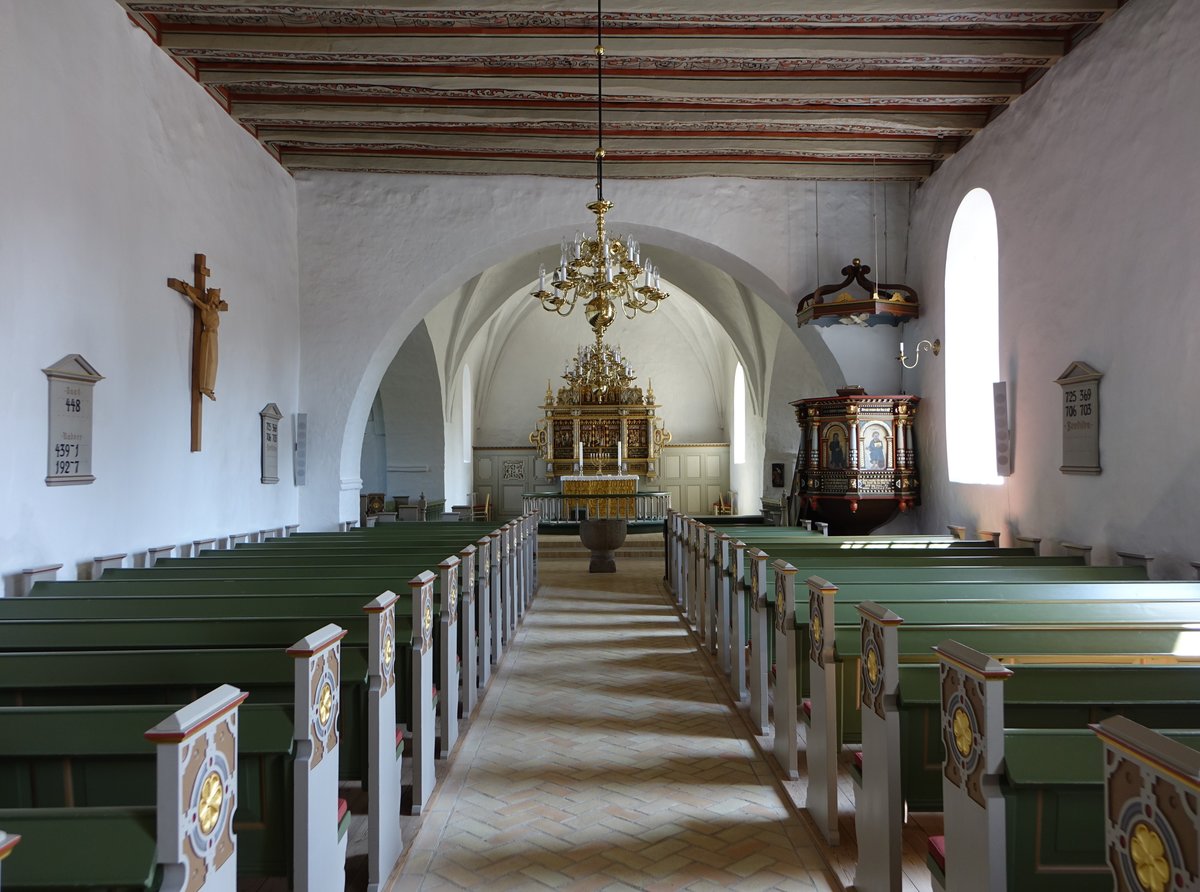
left=791, top=386, right=920, bottom=534
left=529, top=344, right=671, bottom=480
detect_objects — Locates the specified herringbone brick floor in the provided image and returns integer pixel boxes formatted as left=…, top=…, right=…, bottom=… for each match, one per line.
left=391, top=557, right=836, bottom=891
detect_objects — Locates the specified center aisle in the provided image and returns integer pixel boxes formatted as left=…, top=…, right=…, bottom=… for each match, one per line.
left=393, top=554, right=836, bottom=891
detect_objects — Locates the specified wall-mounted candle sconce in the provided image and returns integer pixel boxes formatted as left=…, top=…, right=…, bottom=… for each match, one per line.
left=898, top=338, right=941, bottom=369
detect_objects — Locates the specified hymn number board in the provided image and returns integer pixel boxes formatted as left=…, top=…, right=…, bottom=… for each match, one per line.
left=43, top=355, right=104, bottom=486
left=1056, top=361, right=1102, bottom=475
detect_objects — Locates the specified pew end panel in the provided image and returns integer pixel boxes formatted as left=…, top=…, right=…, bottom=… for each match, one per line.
left=475, top=537, right=493, bottom=684
left=144, top=684, right=248, bottom=892
left=802, top=574, right=839, bottom=845
left=717, top=534, right=733, bottom=676
left=853, top=601, right=904, bottom=892
left=286, top=625, right=349, bottom=891
left=772, top=563, right=801, bottom=782
left=458, top=545, right=478, bottom=717
left=730, top=540, right=748, bottom=701
left=935, top=641, right=1012, bottom=892
left=747, top=549, right=770, bottom=735
left=363, top=592, right=402, bottom=892
left=409, top=571, right=437, bottom=814
left=1094, top=715, right=1200, bottom=892
left=437, top=556, right=462, bottom=758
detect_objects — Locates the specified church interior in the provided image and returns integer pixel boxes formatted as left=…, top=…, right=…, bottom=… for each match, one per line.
left=3, top=1, right=1200, bottom=890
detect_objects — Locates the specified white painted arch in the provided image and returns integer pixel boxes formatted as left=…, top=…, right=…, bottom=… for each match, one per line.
left=297, top=172, right=889, bottom=527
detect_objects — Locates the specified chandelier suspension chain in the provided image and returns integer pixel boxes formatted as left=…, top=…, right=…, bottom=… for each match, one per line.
left=529, top=0, right=669, bottom=338
left=595, top=0, right=604, bottom=205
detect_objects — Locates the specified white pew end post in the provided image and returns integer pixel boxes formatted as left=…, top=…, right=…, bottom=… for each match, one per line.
left=458, top=545, right=479, bottom=717
left=803, top=574, right=838, bottom=843
left=853, top=601, right=904, bottom=892
left=1092, top=715, right=1200, bottom=892
left=747, top=549, right=770, bottom=735
left=145, top=684, right=247, bottom=892
left=475, top=537, right=493, bottom=681
left=287, top=625, right=349, bottom=891
left=437, top=555, right=462, bottom=757
left=771, top=562, right=801, bottom=782
left=364, top=593, right=402, bottom=892
left=408, top=571, right=437, bottom=814
left=934, top=640, right=1012, bottom=892
left=730, top=540, right=748, bottom=701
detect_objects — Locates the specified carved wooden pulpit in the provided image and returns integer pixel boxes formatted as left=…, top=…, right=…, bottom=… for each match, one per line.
left=790, top=386, right=921, bottom=534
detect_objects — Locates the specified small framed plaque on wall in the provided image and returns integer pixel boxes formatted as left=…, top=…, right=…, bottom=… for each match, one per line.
left=260, top=403, right=283, bottom=484
left=43, top=354, right=104, bottom=486
left=1055, top=361, right=1102, bottom=474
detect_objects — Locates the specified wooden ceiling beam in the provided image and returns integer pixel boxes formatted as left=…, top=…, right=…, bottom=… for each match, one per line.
left=124, top=1, right=1117, bottom=19
left=230, top=104, right=988, bottom=136
left=277, top=152, right=933, bottom=180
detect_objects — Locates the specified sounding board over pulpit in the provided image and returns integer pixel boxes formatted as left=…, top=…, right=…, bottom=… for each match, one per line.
left=790, top=386, right=921, bottom=534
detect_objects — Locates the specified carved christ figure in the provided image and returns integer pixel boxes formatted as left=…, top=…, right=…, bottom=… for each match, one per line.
left=168, top=255, right=228, bottom=401
left=191, top=287, right=228, bottom=399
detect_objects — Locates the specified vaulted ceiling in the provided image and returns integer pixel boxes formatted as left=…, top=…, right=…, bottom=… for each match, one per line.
left=118, top=1, right=1119, bottom=181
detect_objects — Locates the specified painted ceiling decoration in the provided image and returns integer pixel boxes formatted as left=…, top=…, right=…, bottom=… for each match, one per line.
left=119, top=1, right=1118, bottom=181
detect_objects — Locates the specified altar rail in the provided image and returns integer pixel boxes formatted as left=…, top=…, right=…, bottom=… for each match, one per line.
left=523, top=492, right=671, bottom=524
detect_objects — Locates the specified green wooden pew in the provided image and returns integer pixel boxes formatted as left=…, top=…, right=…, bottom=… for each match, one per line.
left=927, top=647, right=1200, bottom=892
left=854, top=609, right=1200, bottom=892
left=0, top=630, right=388, bottom=887
left=0, top=686, right=335, bottom=891
left=729, top=547, right=1103, bottom=732
left=789, top=581, right=1200, bottom=847
left=0, top=701, right=294, bottom=880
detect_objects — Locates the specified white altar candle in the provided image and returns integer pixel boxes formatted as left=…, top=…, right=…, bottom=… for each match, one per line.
left=578, top=441, right=583, bottom=465
left=617, top=442, right=622, bottom=467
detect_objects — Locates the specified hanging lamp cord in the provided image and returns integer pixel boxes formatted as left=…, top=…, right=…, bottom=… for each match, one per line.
left=594, top=0, right=605, bottom=203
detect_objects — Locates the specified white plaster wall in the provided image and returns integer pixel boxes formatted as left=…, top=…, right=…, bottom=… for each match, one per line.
left=762, top=327, right=838, bottom=501
left=297, top=172, right=908, bottom=526
left=358, top=392, right=387, bottom=494
left=0, top=1, right=299, bottom=589
left=377, top=322, right=445, bottom=501
left=905, top=0, right=1200, bottom=574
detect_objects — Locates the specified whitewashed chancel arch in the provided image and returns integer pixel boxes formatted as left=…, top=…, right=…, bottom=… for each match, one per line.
left=295, top=166, right=885, bottom=529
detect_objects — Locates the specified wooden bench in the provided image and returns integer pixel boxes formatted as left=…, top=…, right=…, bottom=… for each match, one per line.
left=0, top=686, right=288, bottom=891
left=855, top=610, right=1200, bottom=891
left=737, top=548, right=1104, bottom=734
left=793, top=573, right=1200, bottom=844
left=715, top=533, right=1142, bottom=725
left=45, top=535, right=487, bottom=749
left=928, top=644, right=1200, bottom=892
left=0, top=607, right=408, bottom=888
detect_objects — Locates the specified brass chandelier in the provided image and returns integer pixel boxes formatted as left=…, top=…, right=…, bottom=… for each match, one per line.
left=558, top=332, right=644, bottom=405
left=530, top=0, right=668, bottom=337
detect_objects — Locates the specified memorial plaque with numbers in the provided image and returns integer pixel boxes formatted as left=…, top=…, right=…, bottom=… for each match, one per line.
left=43, top=355, right=104, bottom=486
left=260, top=403, right=282, bottom=484
left=1056, top=361, right=1102, bottom=475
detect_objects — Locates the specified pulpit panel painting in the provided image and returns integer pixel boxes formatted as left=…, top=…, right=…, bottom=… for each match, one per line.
left=860, top=422, right=891, bottom=470
left=822, top=423, right=849, bottom=470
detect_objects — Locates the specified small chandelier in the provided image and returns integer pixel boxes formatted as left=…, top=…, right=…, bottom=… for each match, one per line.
left=556, top=332, right=645, bottom=406
left=530, top=0, right=668, bottom=337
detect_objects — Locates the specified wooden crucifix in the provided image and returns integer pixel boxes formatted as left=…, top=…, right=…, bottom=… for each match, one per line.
left=167, top=253, right=228, bottom=452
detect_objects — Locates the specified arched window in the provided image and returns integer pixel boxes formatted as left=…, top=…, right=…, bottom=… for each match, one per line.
left=461, top=365, right=473, bottom=463
left=733, top=363, right=746, bottom=465
left=945, top=188, right=1002, bottom=485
